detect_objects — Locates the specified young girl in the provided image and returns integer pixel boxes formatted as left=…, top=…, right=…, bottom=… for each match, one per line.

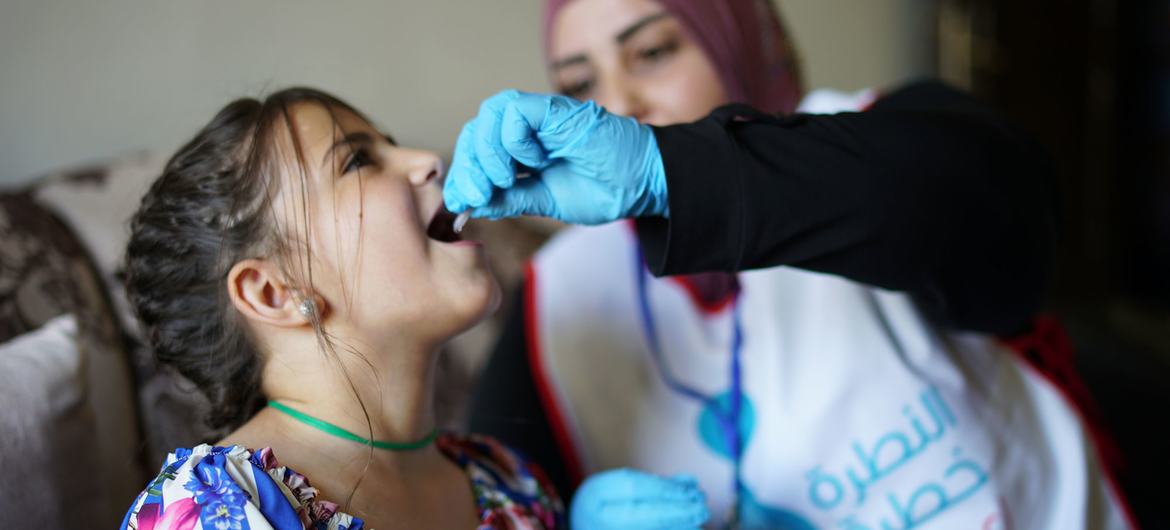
left=119, top=88, right=563, bottom=530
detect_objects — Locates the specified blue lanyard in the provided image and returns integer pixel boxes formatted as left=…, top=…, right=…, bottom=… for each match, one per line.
left=633, top=249, right=744, bottom=523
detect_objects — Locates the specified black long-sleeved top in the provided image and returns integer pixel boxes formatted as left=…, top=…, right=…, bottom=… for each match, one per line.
left=468, top=81, right=1057, bottom=500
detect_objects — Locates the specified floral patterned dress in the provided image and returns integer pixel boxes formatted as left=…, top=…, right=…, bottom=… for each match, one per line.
left=120, top=433, right=564, bottom=530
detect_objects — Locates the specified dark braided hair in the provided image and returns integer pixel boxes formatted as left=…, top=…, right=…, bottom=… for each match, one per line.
left=125, top=87, right=368, bottom=434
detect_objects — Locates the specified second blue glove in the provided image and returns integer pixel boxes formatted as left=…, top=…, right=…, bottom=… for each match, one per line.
left=570, top=468, right=710, bottom=530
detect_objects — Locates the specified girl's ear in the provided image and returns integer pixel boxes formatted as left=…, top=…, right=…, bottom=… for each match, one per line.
left=227, top=259, right=322, bottom=327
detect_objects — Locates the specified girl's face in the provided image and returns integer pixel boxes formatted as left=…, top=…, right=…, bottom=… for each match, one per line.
left=548, top=0, right=728, bottom=125
left=272, top=102, right=499, bottom=346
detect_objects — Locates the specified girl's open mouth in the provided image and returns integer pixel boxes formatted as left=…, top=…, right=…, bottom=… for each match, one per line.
left=426, top=205, right=463, bottom=243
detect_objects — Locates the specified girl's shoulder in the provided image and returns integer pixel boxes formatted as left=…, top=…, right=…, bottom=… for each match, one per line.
left=436, top=432, right=566, bottom=529
left=120, top=443, right=360, bottom=530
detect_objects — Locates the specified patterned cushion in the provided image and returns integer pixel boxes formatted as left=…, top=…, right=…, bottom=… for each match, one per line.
left=28, top=153, right=211, bottom=462
left=0, top=193, right=143, bottom=526
left=0, top=191, right=114, bottom=342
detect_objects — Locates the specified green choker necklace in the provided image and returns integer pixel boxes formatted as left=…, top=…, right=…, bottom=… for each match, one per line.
left=267, top=400, right=438, bottom=451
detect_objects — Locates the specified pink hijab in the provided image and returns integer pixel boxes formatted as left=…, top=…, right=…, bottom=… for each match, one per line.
left=542, top=0, right=804, bottom=114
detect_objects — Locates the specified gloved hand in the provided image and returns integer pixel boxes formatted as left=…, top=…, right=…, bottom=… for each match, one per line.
left=570, top=468, right=710, bottom=530
left=443, top=89, right=669, bottom=225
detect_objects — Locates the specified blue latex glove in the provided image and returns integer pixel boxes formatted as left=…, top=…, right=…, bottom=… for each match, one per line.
left=443, top=90, right=669, bottom=225
left=570, top=468, right=710, bottom=530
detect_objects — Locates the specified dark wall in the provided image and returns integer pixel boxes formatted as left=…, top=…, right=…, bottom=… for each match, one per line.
left=953, top=1, right=1169, bottom=527
left=1117, top=0, right=1170, bottom=306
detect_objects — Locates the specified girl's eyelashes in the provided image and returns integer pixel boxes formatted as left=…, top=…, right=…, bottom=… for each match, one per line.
left=342, top=147, right=374, bottom=175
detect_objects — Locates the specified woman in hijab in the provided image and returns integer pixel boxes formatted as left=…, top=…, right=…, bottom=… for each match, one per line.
left=461, top=1, right=1135, bottom=528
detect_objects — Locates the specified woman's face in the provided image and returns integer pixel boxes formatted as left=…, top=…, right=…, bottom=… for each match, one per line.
left=271, top=102, right=499, bottom=346
left=548, top=0, right=728, bottom=125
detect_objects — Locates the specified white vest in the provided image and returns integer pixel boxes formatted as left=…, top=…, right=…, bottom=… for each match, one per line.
left=525, top=90, right=1134, bottom=530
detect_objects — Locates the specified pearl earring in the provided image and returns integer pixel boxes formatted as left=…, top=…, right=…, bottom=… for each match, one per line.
left=298, top=298, right=316, bottom=319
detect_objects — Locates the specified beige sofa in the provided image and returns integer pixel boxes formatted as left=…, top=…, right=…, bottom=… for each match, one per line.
left=0, top=153, right=208, bottom=528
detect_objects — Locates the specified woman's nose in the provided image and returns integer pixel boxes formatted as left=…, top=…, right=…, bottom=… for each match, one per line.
left=599, top=76, right=650, bottom=123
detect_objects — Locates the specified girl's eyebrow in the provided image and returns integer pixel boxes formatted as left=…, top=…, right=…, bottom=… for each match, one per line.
left=321, top=131, right=374, bottom=169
